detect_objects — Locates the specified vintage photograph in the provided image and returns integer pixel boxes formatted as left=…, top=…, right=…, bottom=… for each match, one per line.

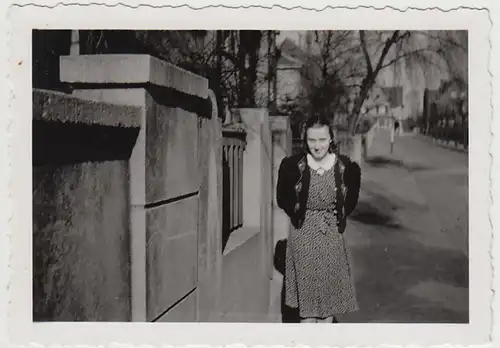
left=32, top=29, right=469, bottom=324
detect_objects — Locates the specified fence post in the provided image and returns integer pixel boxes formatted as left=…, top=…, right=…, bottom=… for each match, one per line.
left=197, top=89, right=223, bottom=321
left=239, top=108, right=273, bottom=281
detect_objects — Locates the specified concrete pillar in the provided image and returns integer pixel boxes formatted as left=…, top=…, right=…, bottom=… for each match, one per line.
left=60, top=54, right=211, bottom=322
left=70, top=30, right=79, bottom=56
left=347, top=135, right=363, bottom=167
left=197, top=89, right=223, bottom=321
left=239, top=108, right=273, bottom=280
left=269, top=115, right=292, bottom=281
left=31, top=89, right=141, bottom=322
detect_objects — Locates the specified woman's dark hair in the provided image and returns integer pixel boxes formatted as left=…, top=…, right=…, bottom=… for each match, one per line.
left=301, top=114, right=337, bottom=154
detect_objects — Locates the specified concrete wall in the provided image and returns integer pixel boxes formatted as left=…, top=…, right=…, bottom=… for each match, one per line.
left=217, top=108, right=273, bottom=321
left=269, top=116, right=292, bottom=280
left=46, top=54, right=274, bottom=323
left=336, top=125, right=377, bottom=169
left=267, top=116, right=293, bottom=319
left=34, top=54, right=277, bottom=323
left=196, top=90, right=224, bottom=322
left=32, top=89, right=142, bottom=321
left=60, top=54, right=212, bottom=322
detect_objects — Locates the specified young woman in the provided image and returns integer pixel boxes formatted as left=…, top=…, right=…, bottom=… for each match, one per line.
left=276, top=115, right=361, bottom=323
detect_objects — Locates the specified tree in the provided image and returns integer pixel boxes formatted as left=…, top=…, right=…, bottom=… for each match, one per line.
left=294, top=30, right=466, bottom=135
left=299, top=31, right=352, bottom=121
left=314, top=32, right=348, bottom=117
left=345, top=30, right=467, bottom=135
left=76, top=30, right=280, bottom=118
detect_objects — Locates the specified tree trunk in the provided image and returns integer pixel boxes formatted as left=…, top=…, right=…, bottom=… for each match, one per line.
left=348, top=81, right=372, bottom=135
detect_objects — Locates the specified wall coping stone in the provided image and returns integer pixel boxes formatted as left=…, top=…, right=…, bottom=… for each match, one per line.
left=33, top=88, right=142, bottom=128
left=60, top=54, right=209, bottom=99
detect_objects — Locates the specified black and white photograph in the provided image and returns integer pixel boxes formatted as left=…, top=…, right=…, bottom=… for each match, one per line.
left=4, top=4, right=494, bottom=347
left=32, top=28, right=470, bottom=324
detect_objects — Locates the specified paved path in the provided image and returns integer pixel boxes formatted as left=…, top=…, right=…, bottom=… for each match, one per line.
left=340, top=129, right=468, bottom=323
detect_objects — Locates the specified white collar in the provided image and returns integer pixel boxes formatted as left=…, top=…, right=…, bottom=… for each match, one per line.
left=307, top=153, right=336, bottom=174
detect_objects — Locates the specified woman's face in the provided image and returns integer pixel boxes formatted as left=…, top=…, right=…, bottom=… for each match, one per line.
left=306, top=125, right=331, bottom=161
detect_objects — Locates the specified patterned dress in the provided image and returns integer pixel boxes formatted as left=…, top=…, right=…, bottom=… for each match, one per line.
left=285, top=165, right=359, bottom=319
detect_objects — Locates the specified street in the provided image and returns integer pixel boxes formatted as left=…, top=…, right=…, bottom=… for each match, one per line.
left=340, top=129, right=469, bottom=323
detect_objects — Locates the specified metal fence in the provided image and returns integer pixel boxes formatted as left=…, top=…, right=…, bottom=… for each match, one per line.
left=222, top=127, right=247, bottom=235
left=426, top=118, right=468, bottom=149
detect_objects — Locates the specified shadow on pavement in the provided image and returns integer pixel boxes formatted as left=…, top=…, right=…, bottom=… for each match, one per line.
left=349, top=201, right=400, bottom=228
left=366, top=156, right=404, bottom=167
left=341, top=239, right=469, bottom=323
left=277, top=232, right=469, bottom=323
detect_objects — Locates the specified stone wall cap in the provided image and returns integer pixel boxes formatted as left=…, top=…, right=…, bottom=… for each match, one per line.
left=33, top=88, right=142, bottom=128
left=60, top=54, right=209, bottom=99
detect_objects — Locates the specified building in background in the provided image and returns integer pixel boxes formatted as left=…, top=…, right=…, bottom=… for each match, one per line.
left=274, top=38, right=310, bottom=110
left=377, top=86, right=403, bottom=129
left=423, top=77, right=468, bottom=135
left=422, top=88, right=441, bottom=134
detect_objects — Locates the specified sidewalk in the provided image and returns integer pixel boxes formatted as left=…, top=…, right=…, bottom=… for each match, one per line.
left=340, top=129, right=468, bottom=323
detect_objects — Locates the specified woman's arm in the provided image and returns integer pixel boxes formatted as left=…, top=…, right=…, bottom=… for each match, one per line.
left=343, top=160, right=361, bottom=217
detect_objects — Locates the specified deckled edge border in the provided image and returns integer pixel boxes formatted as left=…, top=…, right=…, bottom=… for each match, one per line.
left=3, top=3, right=495, bottom=348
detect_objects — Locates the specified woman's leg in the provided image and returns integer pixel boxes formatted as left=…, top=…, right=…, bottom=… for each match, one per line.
left=317, top=316, right=334, bottom=323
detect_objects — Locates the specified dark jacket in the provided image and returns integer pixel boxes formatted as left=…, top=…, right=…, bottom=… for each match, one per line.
left=276, top=152, right=361, bottom=233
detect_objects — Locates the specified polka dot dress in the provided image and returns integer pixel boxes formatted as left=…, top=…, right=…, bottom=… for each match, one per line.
left=285, top=165, right=359, bottom=319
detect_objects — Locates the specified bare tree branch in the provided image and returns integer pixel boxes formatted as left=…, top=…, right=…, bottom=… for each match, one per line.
left=359, top=31, right=373, bottom=77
